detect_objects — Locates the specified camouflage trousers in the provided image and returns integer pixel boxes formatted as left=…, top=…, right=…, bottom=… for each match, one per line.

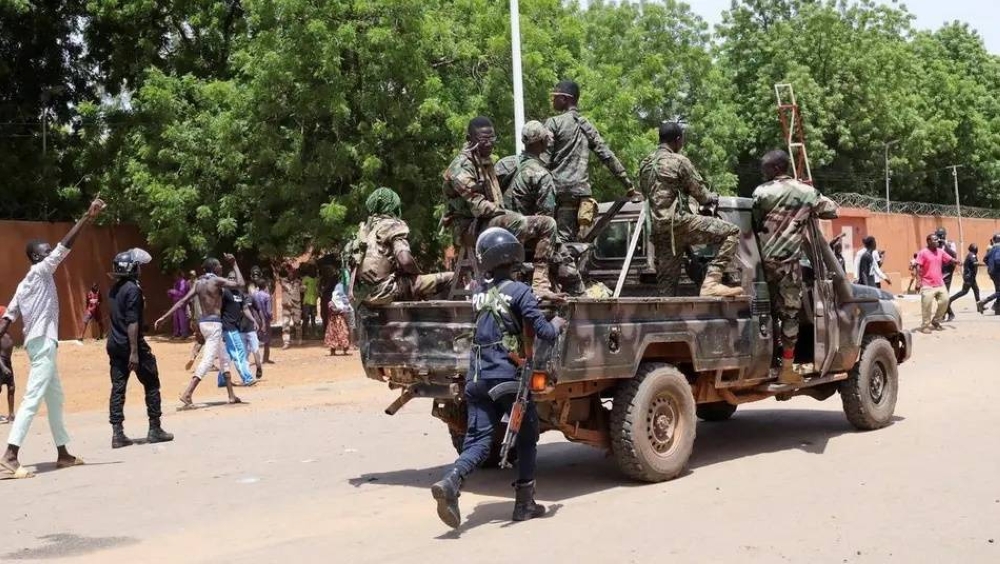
left=554, top=195, right=597, bottom=243
left=763, top=259, right=803, bottom=350
left=651, top=214, right=739, bottom=296
left=455, top=212, right=556, bottom=263
left=359, top=272, right=455, bottom=307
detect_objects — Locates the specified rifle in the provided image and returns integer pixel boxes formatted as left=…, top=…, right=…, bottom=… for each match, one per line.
left=488, top=326, right=535, bottom=469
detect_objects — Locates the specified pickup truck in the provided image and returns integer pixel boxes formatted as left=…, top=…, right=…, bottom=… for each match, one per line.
left=359, top=198, right=912, bottom=482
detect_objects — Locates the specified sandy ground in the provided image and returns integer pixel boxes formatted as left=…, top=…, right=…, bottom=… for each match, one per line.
left=0, top=297, right=998, bottom=563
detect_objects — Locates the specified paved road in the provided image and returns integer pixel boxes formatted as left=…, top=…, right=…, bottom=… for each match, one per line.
left=1, top=307, right=998, bottom=563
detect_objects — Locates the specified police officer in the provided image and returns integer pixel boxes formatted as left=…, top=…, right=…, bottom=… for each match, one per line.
left=107, top=248, right=174, bottom=448
left=431, top=228, right=566, bottom=528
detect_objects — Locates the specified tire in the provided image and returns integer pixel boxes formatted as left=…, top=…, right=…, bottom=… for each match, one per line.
left=449, top=427, right=505, bottom=469
left=840, top=336, right=899, bottom=430
left=611, top=362, right=697, bottom=482
left=696, top=402, right=737, bottom=422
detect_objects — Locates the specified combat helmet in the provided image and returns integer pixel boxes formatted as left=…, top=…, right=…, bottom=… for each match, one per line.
left=111, top=248, right=153, bottom=278
left=475, top=227, right=524, bottom=274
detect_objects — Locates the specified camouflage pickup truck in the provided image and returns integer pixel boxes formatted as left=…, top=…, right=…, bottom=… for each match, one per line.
left=359, top=197, right=912, bottom=482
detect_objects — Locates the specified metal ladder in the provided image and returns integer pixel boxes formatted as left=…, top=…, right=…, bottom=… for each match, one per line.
left=774, top=83, right=814, bottom=185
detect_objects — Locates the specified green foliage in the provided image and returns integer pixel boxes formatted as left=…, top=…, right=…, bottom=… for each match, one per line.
left=4, top=0, right=1000, bottom=268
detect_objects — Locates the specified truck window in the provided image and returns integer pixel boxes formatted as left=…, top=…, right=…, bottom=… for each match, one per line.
left=595, top=220, right=646, bottom=259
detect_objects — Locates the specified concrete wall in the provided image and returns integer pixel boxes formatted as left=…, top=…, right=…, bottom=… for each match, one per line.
left=828, top=207, right=1000, bottom=282
left=0, top=221, right=175, bottom=344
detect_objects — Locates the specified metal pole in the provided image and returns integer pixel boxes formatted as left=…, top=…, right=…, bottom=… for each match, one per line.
left=884, top=143, right=889, bottom=213
left=952, top=165, right=964, bottom=254
left=615, top=204, right=646, bottom=298
left=510, top=0, right=525, bottom=154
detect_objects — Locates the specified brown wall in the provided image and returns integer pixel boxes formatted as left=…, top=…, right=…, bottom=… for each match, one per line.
left=828, top=208, right=1000, bottom=281
left=0, top=221, right=175, bottom=345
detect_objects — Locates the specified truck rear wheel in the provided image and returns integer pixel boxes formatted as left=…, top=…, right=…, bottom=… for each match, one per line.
left=696, top=402, right=737, bottom=422
left=840, top=336, right=899, bottom=430
left=611, top=363, right=696, bottom=483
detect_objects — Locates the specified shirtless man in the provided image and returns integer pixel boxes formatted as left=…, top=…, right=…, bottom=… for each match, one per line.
left=155, top=254, right=245, bottom=408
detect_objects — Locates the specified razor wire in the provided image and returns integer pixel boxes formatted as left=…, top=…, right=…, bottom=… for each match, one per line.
left=829, top=193, right=1000, bottom=220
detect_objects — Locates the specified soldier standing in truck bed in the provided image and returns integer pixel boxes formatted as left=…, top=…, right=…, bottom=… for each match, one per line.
left=752, top=150, right=838, bottom=384
left=349, top=187, right=453, bottom=306
left=442, top=116, right=560, bottom=299
left=544, top=80, right=635, bottom=243
left=639, top=122, right=743, bottom=298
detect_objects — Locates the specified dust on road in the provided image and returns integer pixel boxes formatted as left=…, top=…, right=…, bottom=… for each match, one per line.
left=0, top=300, right=997, bottom=563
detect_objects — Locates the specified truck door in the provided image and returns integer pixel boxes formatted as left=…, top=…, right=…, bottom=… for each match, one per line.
left=808, top=221, right=839, bottom=375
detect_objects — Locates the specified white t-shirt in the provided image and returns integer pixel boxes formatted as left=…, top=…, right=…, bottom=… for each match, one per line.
left=4, top=244, right=71, bottom=343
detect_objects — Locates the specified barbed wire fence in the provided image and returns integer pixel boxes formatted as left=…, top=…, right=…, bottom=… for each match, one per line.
left=830, top=193, right=1000, bottom=220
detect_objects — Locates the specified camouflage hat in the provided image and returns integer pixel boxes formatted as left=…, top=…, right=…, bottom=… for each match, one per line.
left=521, top=120, right=552, bottom=145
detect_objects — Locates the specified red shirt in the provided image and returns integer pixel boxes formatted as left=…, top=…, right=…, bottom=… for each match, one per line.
left=916, top=247, right=954, bottom=288
left=86, top=290, right=102, bottom=314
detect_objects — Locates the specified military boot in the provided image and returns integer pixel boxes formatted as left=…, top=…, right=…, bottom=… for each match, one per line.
left=512, top=480, right=546, bottom=522
left=531, top=262, right=561, bottom=301
left=699, top=269, right=744, bottom=298
left=147, top=418, right=175, bottom=444
left=111, top=423, right=133, bottom=449
left=431, top=469, right=463, bottom=528
left=778, top=358, right=803, bottom=385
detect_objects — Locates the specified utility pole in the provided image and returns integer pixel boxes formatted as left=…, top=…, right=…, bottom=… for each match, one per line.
left=510, top=0, right=525, bottom=154
left=950, top=165, right=965, bottom=254
left=884, top=140, right=898, bottom=213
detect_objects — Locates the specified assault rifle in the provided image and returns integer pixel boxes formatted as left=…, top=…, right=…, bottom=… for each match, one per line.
left=488, top=326, right=536, bottom=469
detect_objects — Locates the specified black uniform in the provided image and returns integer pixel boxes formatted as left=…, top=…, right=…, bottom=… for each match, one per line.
left=107, top=278, right=162, bottom=426
left=949, top=251, right=981, bottom=307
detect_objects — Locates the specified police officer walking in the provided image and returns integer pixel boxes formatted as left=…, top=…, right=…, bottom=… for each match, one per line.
left=431, top=228, right=566, bottom=528
left=107, top=248, right=174, bottom=448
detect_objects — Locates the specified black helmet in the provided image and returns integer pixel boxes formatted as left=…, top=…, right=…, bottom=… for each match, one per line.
left=111, top=248, right=152, bottom=278
left=475, top=227, right=524, bottom=274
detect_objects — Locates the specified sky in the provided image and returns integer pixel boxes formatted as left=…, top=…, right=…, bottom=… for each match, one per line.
left=686, top=0, right=998, bottom=53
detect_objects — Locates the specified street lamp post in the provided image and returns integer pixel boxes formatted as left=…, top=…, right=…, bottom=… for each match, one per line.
left=510, top=0, right=525, bottom=154
left=884, top=140, right=898, bottom=213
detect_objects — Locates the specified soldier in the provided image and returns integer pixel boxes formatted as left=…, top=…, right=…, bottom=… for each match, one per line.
left=350, top=187, right=453, bottom=306
left=503, top=121, right=556, bottom=217
left=752, top=150, right=838, bottom=384
left=545, top=80, right=634, bottom=243
left=639, top=122, right=743, bottom=298
left=442, top=116, right=559, bottom=298
left=431, top=227, right=566, bottom=528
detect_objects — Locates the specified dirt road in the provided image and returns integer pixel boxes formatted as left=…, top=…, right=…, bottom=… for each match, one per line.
left=0, top=300, right=997, bottom=563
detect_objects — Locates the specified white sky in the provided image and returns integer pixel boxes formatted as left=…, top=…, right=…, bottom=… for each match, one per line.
left=686, top=0, right=998, bottom=53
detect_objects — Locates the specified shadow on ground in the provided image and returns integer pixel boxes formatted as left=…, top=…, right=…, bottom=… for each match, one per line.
left=3, top=533, right=138, bottom=561
left=349, top=407, right=905, bottom=502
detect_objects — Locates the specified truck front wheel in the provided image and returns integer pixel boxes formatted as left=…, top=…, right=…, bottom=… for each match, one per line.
left=611, top=363, right=696, bottom=483
left=840, top=336, right=899, bottom=430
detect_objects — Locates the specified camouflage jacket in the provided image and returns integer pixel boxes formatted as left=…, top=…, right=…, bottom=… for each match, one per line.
left=442, top=144, right=504, bottom=221
left=752, top=176, right=839, bottom=263
left=544, top=108, right=629, bottom=197
left=495, top=154, right=518, bottom=193
left=638, top=144, right=713, bottom=228
left=352, top=215, right=411, bottom=286
left=503, top=154, right=556, bottom=217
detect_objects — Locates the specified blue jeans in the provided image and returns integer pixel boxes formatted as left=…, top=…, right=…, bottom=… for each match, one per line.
left=219, top=330, right=255, bottom=386
left=452, top=378, right=539, bottom=483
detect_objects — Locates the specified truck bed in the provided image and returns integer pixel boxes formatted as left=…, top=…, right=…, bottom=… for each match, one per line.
left=359, top=295, right=763, bottom=387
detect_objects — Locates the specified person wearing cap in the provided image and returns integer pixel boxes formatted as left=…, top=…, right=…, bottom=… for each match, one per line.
left=0, top=198, right=105, bottom=478
left=442, top=116, right=561, bottom=298
left=545, top=80, right=635, bottom=243
left=107, top=248, right=174, bottom=448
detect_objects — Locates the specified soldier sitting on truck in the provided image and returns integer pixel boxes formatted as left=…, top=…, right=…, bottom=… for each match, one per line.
left=348, top=187, right=454, bottom=306
left=431, top=227, right=566, bottom=529
left=442, top=116, right=561, bottom=299
left=752, top=150, right=838, bottom=384
left=639, top=121, right=743, bottom=298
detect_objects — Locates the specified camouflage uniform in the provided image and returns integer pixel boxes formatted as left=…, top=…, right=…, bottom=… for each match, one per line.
left=639, top=144, right=739, bottom=296
left=503, top=154, right=556, bottom=217
left=752, top=176, right=838, bottom=350
left=352, top=215, right=453, bottom=306
left=544, top=109, right=631, bottom=242
left=442, top=145, right=556, bottom=266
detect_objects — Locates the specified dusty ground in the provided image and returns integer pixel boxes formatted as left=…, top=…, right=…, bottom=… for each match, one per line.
left=0, top=298, right=997, bottom=563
